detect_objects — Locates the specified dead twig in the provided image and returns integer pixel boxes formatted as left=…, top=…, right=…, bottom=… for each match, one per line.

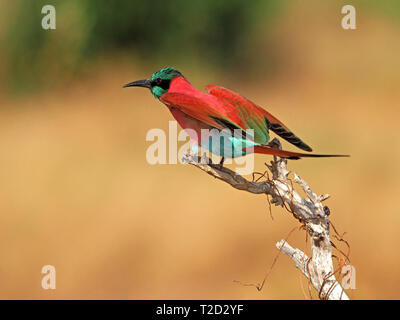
left=182, top=139, right=349, bottom=300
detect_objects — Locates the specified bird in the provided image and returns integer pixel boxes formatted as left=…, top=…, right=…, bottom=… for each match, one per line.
left=123, top=67, right=348, bottom=164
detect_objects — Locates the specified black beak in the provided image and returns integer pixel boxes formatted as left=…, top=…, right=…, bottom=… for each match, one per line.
left=123, top=79, right=151, bottom=89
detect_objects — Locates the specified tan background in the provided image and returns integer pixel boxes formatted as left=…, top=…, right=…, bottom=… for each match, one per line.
left=0, top=1, right=399, bottom=299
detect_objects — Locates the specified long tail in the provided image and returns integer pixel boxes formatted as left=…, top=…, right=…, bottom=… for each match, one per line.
left=249, top=145, right=349, bottom=160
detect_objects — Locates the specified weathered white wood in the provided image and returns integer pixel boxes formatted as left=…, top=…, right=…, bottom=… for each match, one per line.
left=182, top=143, right=349, bottom=300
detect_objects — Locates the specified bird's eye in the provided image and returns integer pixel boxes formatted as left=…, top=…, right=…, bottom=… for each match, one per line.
left=156, top=78, right=162, bottom=85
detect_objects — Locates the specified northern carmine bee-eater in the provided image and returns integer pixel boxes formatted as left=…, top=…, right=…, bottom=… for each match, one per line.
left=124, top=67, right=348, bottom=162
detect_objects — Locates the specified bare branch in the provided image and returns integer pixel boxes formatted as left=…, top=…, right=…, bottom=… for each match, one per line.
left=275, top=240, right=310, bottom=278
left=182, top=145, right=349, bottom=300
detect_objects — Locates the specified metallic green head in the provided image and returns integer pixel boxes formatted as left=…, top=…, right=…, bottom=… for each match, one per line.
left=123, top=67, right=183, bottom=99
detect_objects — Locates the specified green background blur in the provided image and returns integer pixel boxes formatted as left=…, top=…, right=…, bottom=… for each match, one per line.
left=0, top=0, right=399, bottom=299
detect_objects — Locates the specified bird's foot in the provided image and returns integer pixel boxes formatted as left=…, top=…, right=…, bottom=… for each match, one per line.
left=218, top=156, right=225, bottom=170
left=183, top=144, right=201, bottom=162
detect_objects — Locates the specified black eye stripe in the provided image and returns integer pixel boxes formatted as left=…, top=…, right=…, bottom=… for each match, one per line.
left=152, top=78, right=171, bottom=90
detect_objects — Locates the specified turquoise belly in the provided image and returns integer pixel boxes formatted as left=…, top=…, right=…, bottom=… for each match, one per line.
left=200, top=130, right=257, bottom=158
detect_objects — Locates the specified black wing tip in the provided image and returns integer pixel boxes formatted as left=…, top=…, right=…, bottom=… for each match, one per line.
left=266, top=120, right=313, bottom=152
left=301, top=144, right=313, bottom=152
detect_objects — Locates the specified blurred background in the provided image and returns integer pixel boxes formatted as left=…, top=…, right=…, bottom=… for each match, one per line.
left=0, top=0, right=399, bottom=299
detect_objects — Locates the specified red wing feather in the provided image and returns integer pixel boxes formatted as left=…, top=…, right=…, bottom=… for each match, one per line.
left=160, top=92, right=244, bottom=132
left=206, top=85, right=313, bottom=152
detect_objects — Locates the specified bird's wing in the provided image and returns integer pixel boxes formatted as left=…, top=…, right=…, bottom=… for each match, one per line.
left=160, top=92, right=253, bottom=140
left=206, top=85, right=312, bottom=152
